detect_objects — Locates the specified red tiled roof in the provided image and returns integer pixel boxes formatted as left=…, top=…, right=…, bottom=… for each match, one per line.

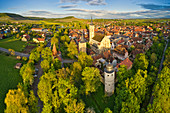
left=116, top=58, right=133, bottom=69
left=37, top=38, right=45, bottom=41
left=117, top=39, right=124, bottom=45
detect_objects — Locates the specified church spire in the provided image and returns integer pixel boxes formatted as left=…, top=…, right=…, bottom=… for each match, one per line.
left=90, top=16, right=93, bottom=25
left=80, top=31, right=85, bottom=43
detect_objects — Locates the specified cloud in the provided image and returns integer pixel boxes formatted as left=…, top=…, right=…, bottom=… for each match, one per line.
left=87, top=0, right=106, bottom=5
left=22, top=9, right=170, bottom=19
left=138, top=4, right=170, bottom=11
left=59, top=4, right=78, bottom=8
left=60, top=0, right=106, bottom=5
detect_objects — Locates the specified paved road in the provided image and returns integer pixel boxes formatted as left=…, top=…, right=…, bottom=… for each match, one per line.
left=0, top=47, right=30, bottom=58
left=62, top=59, right=76, bottom=63
left=149, top=39, right=169, bottom=104
left=32, top=61, right=43, bottom=113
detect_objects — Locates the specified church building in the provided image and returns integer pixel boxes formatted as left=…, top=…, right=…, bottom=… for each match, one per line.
left=89, top=17, right=111, bottom=53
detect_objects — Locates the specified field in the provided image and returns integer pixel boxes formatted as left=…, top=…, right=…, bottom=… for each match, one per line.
left=0, top=37, right=27, bottom=52
left=0, top=52, right=22, bottom=113
left=81, top=83, right=114, bottom=113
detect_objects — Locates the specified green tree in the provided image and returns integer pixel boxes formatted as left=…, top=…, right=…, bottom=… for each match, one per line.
left=134, top=53, right=149, bottom=71
left=58, top=78, right=78, bottom=105
left=53, top=58, right=61, bottom=70
left=38, top=72, right=57, bottom=104
left=152, top=36, right=158, bottom=42
left=64, top=99, right=85, bottom=113
left=22, top=56, right=27, bottom=61
left=104, top=108, right=112, bottom=113
left=147, top=66, right=170, bottom=113
left=126, top=69, right=147, bottom=103
left=41, top=47, right=53, bottom=61
left=163, top=47, right=170, bottom=68
left=28, top=90, right=39, bottom=113
left=82, top=67, right=101, bottom=95
left=114, top=88, right=140, bottom=113
left=78, top=52, right=93, bottom=68
left=51, top=37, right=58, bottom=46
left=29, top=52, right=40, bottom=62
left=42, top=103, right=52, bottom=113
left=41, top=59, right=50, bottom=72
left=67, top=40, right=78, bottom=59
left=20, top=63, right=35, bottom=85
left=70, top=62, right=82, bottom=85
left=150, top=53, right=157, bottom=64
left=4, top=87, right=29, bottom=113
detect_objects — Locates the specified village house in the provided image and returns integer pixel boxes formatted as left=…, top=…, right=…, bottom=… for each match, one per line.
left=22, top=34, right=30, bottom=41
left=112, top=46, right=128, bottom=61
left=33, top=38, right=45, bottom=43
left=131, top=49, right=145, bottom=58
left=116, top=58, right=133, bottom=70
left=31, top=28, right=43, bottom=32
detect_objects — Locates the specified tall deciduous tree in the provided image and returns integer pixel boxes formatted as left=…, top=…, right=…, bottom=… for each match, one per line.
left=29, top=52, right=40, bottom=62
left=20, top=63, right=35, bottom=85
left=126, top=69, right=147, bottom=103
left=28, top=90, right=39, bottom=113
left=150, top=53, right=157, bottom=64
left=64, top=99, right=85, bottom=113
left=147, top=66, right=170, bottom=113
left=51, top=36, right=58, bottom=46
left=70, top=62, right=82, bottom=85
left=41, top=47, right=53, bottom=61
left=4, top=87, right=29, bottom=113
left=58, top=78, right=78, bottom=105
left=104, top=108, right=112, bottom=113
left=41, top=59, right=50, bottom=72
left=67, top=40, right=78, bottom=59
left=114, top=88, right=140, bottom=113
left=78, top=52, right=93, bottom=68
left=134, top=53, right=149, bottom=71
left=82, top=67, right=101, bottom=95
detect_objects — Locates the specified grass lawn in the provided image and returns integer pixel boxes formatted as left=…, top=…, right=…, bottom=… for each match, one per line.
left=0, top=52, right=22, bottom=113
left=81, top=83, right=115, bottom=113
left=0, top=37, right=27, bottom=52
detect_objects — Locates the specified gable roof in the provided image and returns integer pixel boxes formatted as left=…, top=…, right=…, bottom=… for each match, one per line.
left=116, top=58, right=133, bottom=69
left=92, top=33, right=105, bottom=42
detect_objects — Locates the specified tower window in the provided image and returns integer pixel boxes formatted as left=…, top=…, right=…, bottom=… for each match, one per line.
left=108, top=84, right=110, bottom=86
left=107, top=75, right=109, bottom=77
left=111, top=74, right=113, bottom=76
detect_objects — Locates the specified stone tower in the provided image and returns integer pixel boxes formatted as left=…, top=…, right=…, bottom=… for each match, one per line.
left=104, top=62, right=115, bottom=96
left=89, top=16, right=94, bottom=44
left=79, top=32, right=86, bottom=53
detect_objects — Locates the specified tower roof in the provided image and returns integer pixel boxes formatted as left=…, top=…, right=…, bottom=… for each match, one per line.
left=105, top=61, right=114, bottom=72
left=80, top=32, right=85, bottom=43
left=90, top=16, right=93, bottom=25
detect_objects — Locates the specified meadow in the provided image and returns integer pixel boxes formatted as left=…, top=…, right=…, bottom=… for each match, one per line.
left=0, top=37, right=27, bottom=52
left=0, top=52, right=22, bottom=113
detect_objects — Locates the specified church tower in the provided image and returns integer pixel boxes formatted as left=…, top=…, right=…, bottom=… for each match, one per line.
left=52, top=43, right=57, bottom=57
left=104, top=62, right=115, bottom=96
left=79, top=32, right=86, bottom=53
left=89, top=16, right=94, bottom=44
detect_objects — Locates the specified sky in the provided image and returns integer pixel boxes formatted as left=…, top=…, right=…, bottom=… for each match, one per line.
left=0, top=0, right=169, bottom=19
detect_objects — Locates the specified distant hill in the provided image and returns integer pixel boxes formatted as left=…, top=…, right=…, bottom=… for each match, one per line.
left=0, top=13, right=87, bottom=23
left=0, top=13, right=26, bottom=20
